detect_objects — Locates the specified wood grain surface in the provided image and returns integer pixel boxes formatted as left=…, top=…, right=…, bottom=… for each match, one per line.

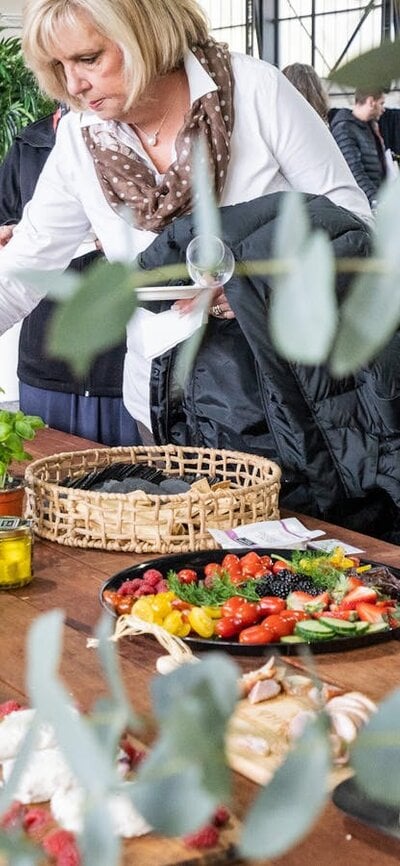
left=1, top=427, right=399, bottom=866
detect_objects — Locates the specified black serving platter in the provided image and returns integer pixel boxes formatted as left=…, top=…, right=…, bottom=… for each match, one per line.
left=332, top=777, right=400, bottom=840
left=99, top=548, right=400, bottom=656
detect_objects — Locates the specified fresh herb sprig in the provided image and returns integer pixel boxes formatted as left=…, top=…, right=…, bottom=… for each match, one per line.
left=289, top=550, right=345, bottom=592
left=167, top=569, right=260, bottom=605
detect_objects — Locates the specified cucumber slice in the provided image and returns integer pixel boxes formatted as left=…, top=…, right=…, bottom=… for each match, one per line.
left=351, top=621, right=370, bottom=635
left=366, top=622, right=390, bottom=634
left=279, top=635, right=305, bottom=644
left=295, top=620, right=335, bottom=641
left=318, top=617, right=358, bottom=635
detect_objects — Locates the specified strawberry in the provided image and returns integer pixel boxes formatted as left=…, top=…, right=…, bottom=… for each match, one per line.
left=286, top=591, right=315, bottom=611
left=304, top=591, right=331, bottom=614
left=314, top=609, right=357, bottom=621
left=356, top=602, right=386, bottom=624
left=23, top=806, right=52, bottom=838
left=339, top=586, right=377, bottom=610
left=43, top=829, right=78, bottom=857
left=183, top=824, right=220, bottom=849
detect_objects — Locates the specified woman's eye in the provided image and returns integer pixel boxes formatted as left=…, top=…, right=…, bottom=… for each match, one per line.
left=81, top=54, right=99, bottom=65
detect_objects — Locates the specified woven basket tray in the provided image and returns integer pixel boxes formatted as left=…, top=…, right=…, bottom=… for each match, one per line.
left=24, top=444, right=281, bottom=553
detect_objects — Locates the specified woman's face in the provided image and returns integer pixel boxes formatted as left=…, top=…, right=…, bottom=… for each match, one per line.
left=51, top=10, right=131, bottom=121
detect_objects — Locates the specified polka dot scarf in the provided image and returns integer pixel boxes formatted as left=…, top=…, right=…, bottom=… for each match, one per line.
left=81, top=39, right=234, bottom=232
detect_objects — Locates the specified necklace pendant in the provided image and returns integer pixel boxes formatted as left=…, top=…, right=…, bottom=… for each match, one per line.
left=147, top=133, right=158, bottom=146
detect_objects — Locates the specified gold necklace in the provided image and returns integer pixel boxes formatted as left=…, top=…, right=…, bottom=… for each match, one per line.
left=133, top=105, right=171, bottom=147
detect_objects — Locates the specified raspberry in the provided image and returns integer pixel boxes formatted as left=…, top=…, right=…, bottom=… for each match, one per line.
left=23, top=806, right=52, bottom=838
left=0, top=700, right=23, bottom=719
left=212, top=805, right=230, bottom=827
left=155, top=579, right=169, bottom=593
left=117, top=578, right=143, bottom=596
left=43, top=829, right=77, bottom=857
left=183, top=824, right=220, bottom=849
left=0, top=801, right=26, bottom=829
left=142, top=569, right=163, bottom=586
left=133, top=584, right=154, bottom=597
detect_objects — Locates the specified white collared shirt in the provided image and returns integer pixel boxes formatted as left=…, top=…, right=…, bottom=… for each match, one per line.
left=0, top=50, right=372, bottom=425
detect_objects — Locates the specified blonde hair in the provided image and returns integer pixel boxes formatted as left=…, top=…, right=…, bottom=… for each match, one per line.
left=282, top=63, right=329, bottom=122
left=22, top=0, right=209, bottom=109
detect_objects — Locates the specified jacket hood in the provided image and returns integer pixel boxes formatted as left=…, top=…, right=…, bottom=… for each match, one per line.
left=16, top=114, right=55, bottom=149
left=330, top=108, right=369, bottom=130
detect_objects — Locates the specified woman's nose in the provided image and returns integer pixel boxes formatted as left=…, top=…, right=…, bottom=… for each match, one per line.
left=64, top=67, right=90, bottom=97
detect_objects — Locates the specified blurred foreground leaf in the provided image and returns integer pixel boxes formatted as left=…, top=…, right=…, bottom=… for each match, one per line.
left=47, top=260, right=137, bottom=376
left=132, top=654, right=238, bottom=834
left=330, top=176, right=400, bottom=375
left=329, top=39, right=400, bottom=90
left=270, top=193, right=337, bottom=363
left=240, top=715, right=331, bottom=859
left=351, top=689, right=400, bottom=806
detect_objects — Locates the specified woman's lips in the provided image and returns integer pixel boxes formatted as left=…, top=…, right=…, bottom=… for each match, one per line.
left=89, top=98, right=105, bottom=110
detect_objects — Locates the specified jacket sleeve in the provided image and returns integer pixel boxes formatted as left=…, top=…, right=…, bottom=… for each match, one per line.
left=0, top=142, right=23, bottom=224
left=331, top=120, right=377, bottom=205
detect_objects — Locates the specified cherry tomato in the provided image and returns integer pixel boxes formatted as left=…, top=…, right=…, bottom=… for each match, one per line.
left=256, top=596, right=286, bottom=616
left=262, top=614, right=295, bottom=638
left=253, top=568, right=273, bottom=580
left=215, top=617, right=241, bottom=639
left=171, top=598, right=192, bottom=611
left=221, top=596, right=245, bottom=617
left=187, top=606, right=215, bottom=638
left=103, top=590, right=118, bottom=609
left=222, top=554, right=241, bottom=570
left=279, top=609, right=308, bottom=623
left=238, top=624, right=276, bottom=644
left=228, top=567, right=246, bottom=585
left=204, top=562, right=223, bottom=578
left=240, top=552, right=263, bottom=577
left=272, top=560, right=292, bottom=574
left=177, top=569, right=198, bottom=584
left=233, top=601, right=260, bottom=628
left=115, top=596, right=135, bottom=615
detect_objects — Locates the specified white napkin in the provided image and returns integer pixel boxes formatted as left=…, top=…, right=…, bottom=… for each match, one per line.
left=133, top=291, right=211, bottom=360
left=208, top=517, right=325, bottom=550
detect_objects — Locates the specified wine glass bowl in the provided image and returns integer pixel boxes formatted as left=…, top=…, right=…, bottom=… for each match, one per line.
left=186, top=235, right=235, bottom=287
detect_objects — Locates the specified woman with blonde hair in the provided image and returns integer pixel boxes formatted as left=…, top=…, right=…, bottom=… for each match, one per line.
left=282, top=63, right=330, bottom=122
left=1, top=0, right=393, bottom=538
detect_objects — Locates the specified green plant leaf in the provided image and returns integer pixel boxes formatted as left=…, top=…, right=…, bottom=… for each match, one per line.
left=270, top=230, right=336, bottom=363
left=329, top=39, right=400, bottom=90
left=240, top=715, right=331, bottom=859
left=79, top=803, right=119, bottom=866
left=47, top=260, right=138, bottom=376
left=192, top=136, right=221, bottom=242
left=0, top=831, right=42, bottom=866
left=132, top=655, right=238, bottom=834
left=0, top=714, right=41, bottom=817
left=274, top=191, right=310, bottom=260
left=350, top=688, right=400, bottom=806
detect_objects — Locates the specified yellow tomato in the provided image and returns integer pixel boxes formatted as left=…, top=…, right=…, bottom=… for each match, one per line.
left=187, top=607, right=215, bottom=638
left=202, top=606, right=222, bottom=619
left=131, top=598, right=157, bottom=623
left=163, top=610, right=187, bottom=636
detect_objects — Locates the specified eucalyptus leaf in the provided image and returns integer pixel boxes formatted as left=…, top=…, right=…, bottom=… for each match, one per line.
left=47, top=260, right=137, bottom=376
left=80, top=802, right=119, bottom=866
left=329, top=39, right=400, bottom=90
left=10, top=268, right=80, bottom=301
left=350, top=688, right=400, bottom=806
left=0, top=716, right=40, bottom=816
left=0, top=832, right=41, bottom=866
left=274, top=191, right=310, bottom=260
left=27, top=611, right=116, bottom=793
left=92, top=614, right=140, bottom=737
left=375, top=174, right=400, bottom=269
left=240, top=715, right=331, bottom=859
left=151, top=653, right=239, bottom=721
left=329, top=271, right=400, bottom=376
left=192, top=136, right=221, bottom=243
left=132, top=761, right=215, bottom=835
left=270, top=231, right=336, bottom=363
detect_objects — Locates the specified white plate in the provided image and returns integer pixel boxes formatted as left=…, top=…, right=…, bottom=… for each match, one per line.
left=136, top=285, right=203, bottom=301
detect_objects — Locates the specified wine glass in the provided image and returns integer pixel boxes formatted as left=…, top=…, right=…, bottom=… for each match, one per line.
left=186, top=235, right=235, bottom=288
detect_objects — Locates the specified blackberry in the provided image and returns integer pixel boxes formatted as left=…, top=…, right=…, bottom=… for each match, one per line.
left=255, top=569, right=320, bottom=599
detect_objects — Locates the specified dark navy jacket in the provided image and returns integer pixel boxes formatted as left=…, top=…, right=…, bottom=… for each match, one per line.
left=138, top=193, right=400, bottom=532
left=330, top=108, right=386, bottom=205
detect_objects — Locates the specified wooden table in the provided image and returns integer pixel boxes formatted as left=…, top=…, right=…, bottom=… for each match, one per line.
left=1, top=427, right=400, bottom=866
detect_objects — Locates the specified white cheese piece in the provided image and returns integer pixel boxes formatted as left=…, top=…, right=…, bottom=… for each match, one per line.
left=51, top=785, right=151, bottom=838
left=2, top=746, right=75, bottom=803
left=0, top=709, right=56, bottom=760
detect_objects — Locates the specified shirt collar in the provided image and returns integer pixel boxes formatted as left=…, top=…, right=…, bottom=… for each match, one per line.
left=79, top=48, right=217, bottom=129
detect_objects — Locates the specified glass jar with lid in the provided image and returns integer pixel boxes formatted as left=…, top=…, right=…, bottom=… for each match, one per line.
left=0, top=517, right=33, bottom=589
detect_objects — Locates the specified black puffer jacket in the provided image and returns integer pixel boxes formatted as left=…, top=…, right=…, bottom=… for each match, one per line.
left=330, top=108, right=386, bottom=205
left=138, top=193, right=400, bottom=529
left=0, top=115, right=126, bottom=397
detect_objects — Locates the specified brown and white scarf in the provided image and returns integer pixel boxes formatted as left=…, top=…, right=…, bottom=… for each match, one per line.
left=81, top=39, right=234, bottom=232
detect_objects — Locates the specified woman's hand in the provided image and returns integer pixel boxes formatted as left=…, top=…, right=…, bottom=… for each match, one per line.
left=0, top=225, right=15, bottom=247
left=173, top=286, right=235, bottom=319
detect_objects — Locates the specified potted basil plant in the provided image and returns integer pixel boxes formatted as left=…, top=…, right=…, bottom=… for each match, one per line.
left=0, top=395, right=45, bottom=515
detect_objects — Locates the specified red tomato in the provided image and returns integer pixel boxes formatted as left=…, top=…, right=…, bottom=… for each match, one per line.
left=171, top=599, right=192, bottom=611
left=253, top=568, right=273, bottom=580
left=238, top=624, right=276, bottom=644
left=229, top=567, right=246, bottom=585
left=262, top=614, right=295, bottom=638
left=240, top=552, right=263, bottom=577
left=256, top=596, right=286, bottom=616
left=272, top=560, right=292, bottom=574
left=115, top=596, right=134, bottom=615
left=221, top=596, right=245, bottom=617
left=215, top=617, right=241, bottom=639
left=221, top=554, right=241, bottom=570
left=279, top=609, right=308, bottom=623
left=233, top=601, right=260, bottom=628
left=204, top=563, right=223, bottom=578
left=177, top=569, right=198, bottom=584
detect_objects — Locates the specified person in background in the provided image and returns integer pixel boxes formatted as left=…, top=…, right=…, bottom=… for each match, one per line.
left=330, top=89, right=387, bottom=206
left=1, top=0, right=398, bottom=543
left=282, top=63, right=329, bottom=123
left=0, top=108, right=141, bottom=446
